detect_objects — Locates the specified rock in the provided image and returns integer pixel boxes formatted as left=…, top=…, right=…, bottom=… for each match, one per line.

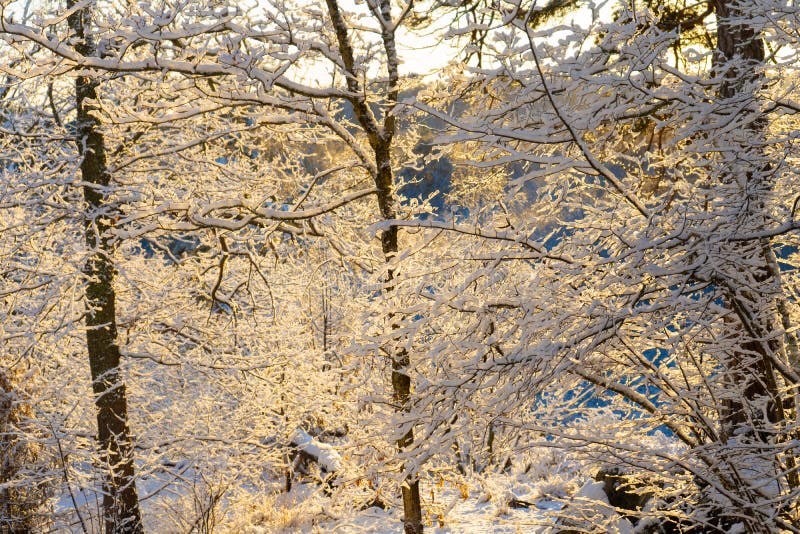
left=594, top=466, right=654, bottom=515
left=553, top=480, right=635, bottom=534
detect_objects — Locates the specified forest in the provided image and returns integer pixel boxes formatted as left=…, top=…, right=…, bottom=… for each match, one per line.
left=1, top=0, right=799, bottom=532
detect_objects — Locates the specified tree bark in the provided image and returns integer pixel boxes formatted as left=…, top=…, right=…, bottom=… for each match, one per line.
left=712, top=0, right=799, bottom=508
left=713, top=0, right=777, bottom=431
left=322, top=1, right=424, bottom=531
left=67, top=3, right=143, bottom=532
left=376, top=142, right=424, bottom=534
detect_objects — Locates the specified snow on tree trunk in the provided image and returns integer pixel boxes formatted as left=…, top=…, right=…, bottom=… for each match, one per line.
left=322, top=0, right=424, bottom=531
left=67, top=3, right=143, bottom=532
left=712, top=0, right=800, bottom=504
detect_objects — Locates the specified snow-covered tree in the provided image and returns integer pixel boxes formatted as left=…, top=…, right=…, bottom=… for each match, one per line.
left=7, top=0, right=799, bottom=531
left=397, top=0, right=800, bottom=530
left=1, top=2, right=357, bottom=530
left=1, top=1, right=469, bottom=531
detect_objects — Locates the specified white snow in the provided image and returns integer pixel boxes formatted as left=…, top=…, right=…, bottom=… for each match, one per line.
left=291, top=428, right=343, bottom=473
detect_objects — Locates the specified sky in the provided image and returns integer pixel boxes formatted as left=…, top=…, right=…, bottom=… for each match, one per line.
left=290, top=0, right=599, bottom=85
left=395, top=3, right=597, bottom=77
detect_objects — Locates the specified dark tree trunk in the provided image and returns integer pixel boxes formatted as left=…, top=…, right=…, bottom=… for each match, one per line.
left=712, top=0, right=799, bottom=502
left=67, top=3, right=143, bottom=532
left=376, top=144, right=424, bottom=534
left=322, top=1, right=424, bottom=531
left=712, top=0, right=779, bottom=435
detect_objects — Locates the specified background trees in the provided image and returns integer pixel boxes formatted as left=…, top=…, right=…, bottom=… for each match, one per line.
left=2, top=0, right=799, bottom=532
left=403, top=0, right=800, bottom=529
left=2, top=0, right=455, bottom=530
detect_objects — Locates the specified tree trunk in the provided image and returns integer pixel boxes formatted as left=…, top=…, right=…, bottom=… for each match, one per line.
left=712, top=0, right=799, bottom=509
left=322, top=1, right=424, bottom=531
left=67, top=3, right=143, bottom=532
left=376, top=143, right=424, bottom=534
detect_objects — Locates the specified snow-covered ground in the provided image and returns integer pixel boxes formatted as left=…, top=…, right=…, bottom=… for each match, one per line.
left=226, top=472, right=576, bottom=533
left=50, top=443, right=680, bottom=533
left=234, top=488, right=555, bottom=533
